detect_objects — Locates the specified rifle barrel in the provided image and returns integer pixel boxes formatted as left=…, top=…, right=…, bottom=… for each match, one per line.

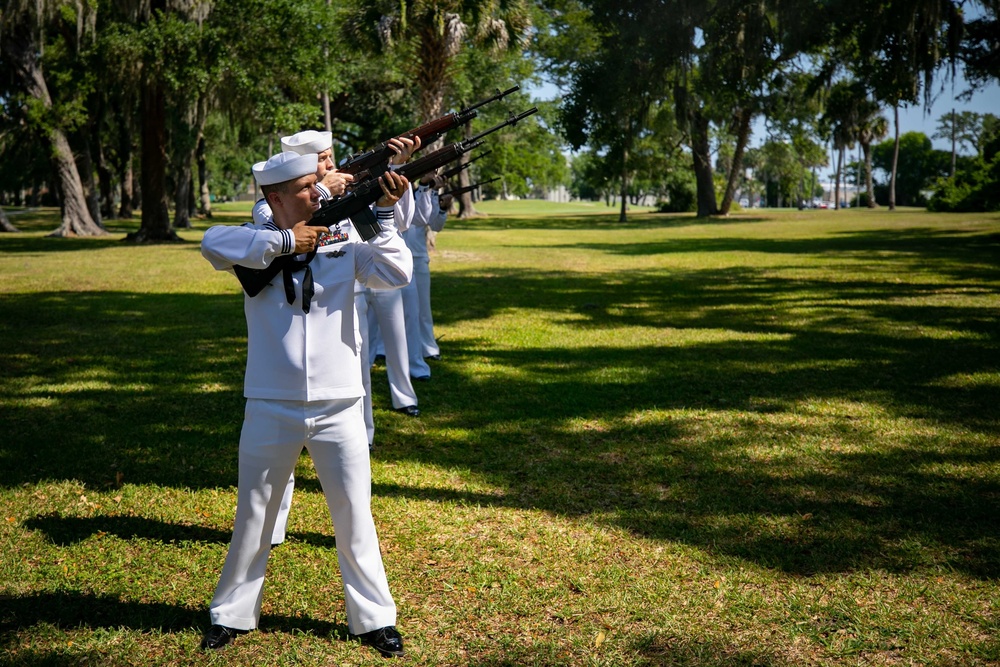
left=446, top=176, right=500, bottom=196
left=462, top=85, right=520, bottom=115
left=467, top=107, right=538, bottom=144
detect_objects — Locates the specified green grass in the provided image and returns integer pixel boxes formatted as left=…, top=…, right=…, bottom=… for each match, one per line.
left=1, top=202, right=999, bottom=665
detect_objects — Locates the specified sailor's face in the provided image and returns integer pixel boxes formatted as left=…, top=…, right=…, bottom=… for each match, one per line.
left=316, top=149, right=334, bottom=177
left=285, top=174, right=321, bottom=221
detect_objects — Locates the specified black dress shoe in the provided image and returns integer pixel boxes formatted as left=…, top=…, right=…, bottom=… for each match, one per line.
left=394, top=405, right=420, bottom=417
left=425, top=354, right=441, bottom=361
left=200, top=624, right=247, bottom=650
left=357, top=625, right=405, bottom=658
left=411, top=375, right=431, bottom=382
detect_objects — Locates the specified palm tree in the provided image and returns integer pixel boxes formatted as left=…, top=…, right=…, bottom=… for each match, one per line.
left=357, top=1, right=531, bottom=126
left=347, top=0, right=531, bottom=217
left=821, top=80, right=861, bottom=210
left=856, top=103, right=888, bottom=208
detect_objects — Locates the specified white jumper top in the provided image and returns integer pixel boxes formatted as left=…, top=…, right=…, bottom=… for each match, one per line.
left=404, top=185, right=448, bottom=259
left=201, top=209, right=413, bottom=401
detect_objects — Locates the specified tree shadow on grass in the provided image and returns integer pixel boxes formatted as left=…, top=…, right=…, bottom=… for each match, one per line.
left=0, top=590, right=348, bottom=648
left=447, top=210, right=773, bottom=232
left=22, top=514, right=232, bottom=546
left=0, top=591, right=204, bottom=637
left=21, top=510, right=338, bottom=551
left=0, top=235, right=170, bottom=254
left=460, top=633, right=805, bottom=667
left=1, top=222, right=998, bottom=579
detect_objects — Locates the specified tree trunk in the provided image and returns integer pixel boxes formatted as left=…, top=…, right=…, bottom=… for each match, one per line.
left=322, top=89, right=333, bottom=140
left=457, top=121, right=479, bottom=219
left=416, top=26, right=450, bottom=126
left=950, top=107, right=956, bottom=178
left=862, top=142, right=877, bottom=208
left=322, top=0, right=334, bottom=138
left=197, top=134, right=212, bottom=218
left=129, top=76, right=179, bottom=242
left=96, top=135, right=116, bottom=219
left=889, top=105, right=899, bottom=211
left=619, top=144, right=628, bottom=223
left=117, top=107, right=135, bottom=218
left=189, top=175, right=197, bottom=217
left=834, top=147, right=842, bottom=210
left=173, top=95, right=210, bottom=228
left=3, top=28, right=105, bottom=237
left=718, top=108, right=752, bottom=215
left=119, top=158, right=134, bottom=218
left=49, top=131, right=107, bottom=237
left=691, top=111, right=717, bottom=217
left=0, top=207, right=18, bottom=232
left=173, top=161, right=194, bottom=229
left=74, top=129, right=103, bottom=228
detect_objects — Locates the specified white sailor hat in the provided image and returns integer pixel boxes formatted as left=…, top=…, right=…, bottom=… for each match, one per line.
left=252, top=151, right=319, bottom=186
left=281, top=130, right=333, bottom=155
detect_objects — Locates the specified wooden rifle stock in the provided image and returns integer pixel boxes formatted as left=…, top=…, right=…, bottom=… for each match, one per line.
left=232, top=106, right=537, bottom=298
left=338, top=85, right=519, bottom=179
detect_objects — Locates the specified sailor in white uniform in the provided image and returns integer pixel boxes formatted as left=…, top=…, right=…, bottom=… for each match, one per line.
left=402, top=176, right=450, bottom=377
left=251, top=130, right=417, bottom=547
left=364, top=176, right=423, bottom=403
left=199, top=150, right=410, bottom=658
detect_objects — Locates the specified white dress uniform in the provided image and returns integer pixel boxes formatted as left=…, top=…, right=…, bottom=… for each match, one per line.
left=253, top=183, right=414, bottom=546
left=364, top=183, right=422, bottom=400
left=201, top=154, right=412, bottom=634
left=402, top=185, right=446, bottom=374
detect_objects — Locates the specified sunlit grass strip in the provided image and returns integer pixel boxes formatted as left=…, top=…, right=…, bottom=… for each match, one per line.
left=1, top=203, right=998, bottom=665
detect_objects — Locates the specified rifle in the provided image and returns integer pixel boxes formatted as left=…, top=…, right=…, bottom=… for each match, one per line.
left=234, top=107, right=538, bottom=298
left=443, top=176, right=500, bottom=198
left=437, top=150, right=492, bottom=181
left=337, top=86, right=519, bottom=179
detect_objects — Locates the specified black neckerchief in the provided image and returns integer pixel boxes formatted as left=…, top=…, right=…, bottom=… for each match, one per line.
left=281, top=249, right=317, bottom=313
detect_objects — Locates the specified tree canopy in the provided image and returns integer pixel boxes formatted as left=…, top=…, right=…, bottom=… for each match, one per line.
left=2, top=0, right=999, bottom=235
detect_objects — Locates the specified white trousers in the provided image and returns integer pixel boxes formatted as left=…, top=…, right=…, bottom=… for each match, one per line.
left=209, top=397, right=396, bottom=635
left=401, top=273, right=431, bottom=378
left=365, top=288, right=421, bottom=406
left=411, top=257, right=439, bottom=358
left=356, top=293, right=375, bottom=441
left=271, top=294, right=374, bottom=546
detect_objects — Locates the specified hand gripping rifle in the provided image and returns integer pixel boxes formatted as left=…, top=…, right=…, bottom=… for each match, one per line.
left=437, top=149, right=492, bottom=181
left=443, top=176, right=501, bottom=198
left=337, top=86, right=519, bottom=179
left=233, top=107, right=538, bottom=298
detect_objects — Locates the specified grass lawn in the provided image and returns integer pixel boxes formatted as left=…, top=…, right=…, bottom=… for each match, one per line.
left=1, top=201, right=998, bottom=666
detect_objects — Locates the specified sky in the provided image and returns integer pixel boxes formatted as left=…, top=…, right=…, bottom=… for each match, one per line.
left=526, top=69, right=1000, bottom=156
left=894, top=74, right=1000, bottom=151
